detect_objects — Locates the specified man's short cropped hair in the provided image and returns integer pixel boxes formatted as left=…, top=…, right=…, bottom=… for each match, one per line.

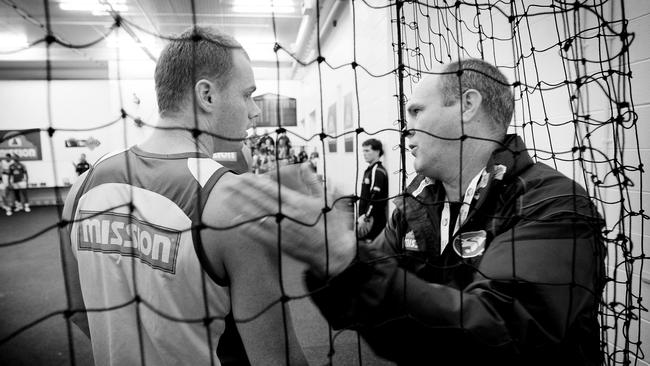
left=439, top=59, right=514, bottom=133
left=155, top=26, right=244, bottom=117
left=362, top=138, right=384, bottom=157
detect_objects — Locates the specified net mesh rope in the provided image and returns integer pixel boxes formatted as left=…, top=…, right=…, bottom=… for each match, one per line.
left=0, top=0, right=645, bottom=365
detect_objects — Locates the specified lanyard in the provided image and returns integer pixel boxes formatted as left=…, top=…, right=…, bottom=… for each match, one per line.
left=440, top=169, right=485, bottom=254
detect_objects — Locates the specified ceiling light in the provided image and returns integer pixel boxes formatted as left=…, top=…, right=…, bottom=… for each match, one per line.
left=232, top=0, right=295, bottom=14
left=58, top=0, right=128, bottom=15
left=0, top=33, right=28, bottom=52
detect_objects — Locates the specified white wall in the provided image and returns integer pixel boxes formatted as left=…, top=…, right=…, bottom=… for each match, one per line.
left=0, top=79, right=151, bottom=186
left=296, top=2, right=402, bottom=201
left=0, top=76, right=302, bottom=187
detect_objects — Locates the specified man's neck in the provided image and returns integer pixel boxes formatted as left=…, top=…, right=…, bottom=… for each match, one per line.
left=441, top=167, right=483, bottom=202
left=140, top=116, right=213, bottom=155
left=441, top=144, right=495, bottom=201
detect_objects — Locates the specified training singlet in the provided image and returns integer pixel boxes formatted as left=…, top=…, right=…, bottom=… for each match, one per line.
left=70, top=146, right=231, bottom=366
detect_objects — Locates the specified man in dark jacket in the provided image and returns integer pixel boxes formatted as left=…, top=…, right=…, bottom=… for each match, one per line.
left=357, top=138, right=389, bottom=242
left=224, top=59, right=605, bottom=365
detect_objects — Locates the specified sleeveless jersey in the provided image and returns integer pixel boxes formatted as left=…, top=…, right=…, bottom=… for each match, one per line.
left=70, top=146, right=231, bottom=366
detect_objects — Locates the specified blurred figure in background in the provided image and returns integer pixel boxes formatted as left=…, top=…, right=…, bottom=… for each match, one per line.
left=1, top=154, right=11, bottom=215
left=8, top=154, right=30, bottom=213
left=357, top=138, right=388, bottom=242
left=0, top=178, right=11, bottom=216
left=74, top=153, right=91, bottom=176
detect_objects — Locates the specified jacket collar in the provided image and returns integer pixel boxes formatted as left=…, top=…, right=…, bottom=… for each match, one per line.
left=485, top=134, right=534, bottom=184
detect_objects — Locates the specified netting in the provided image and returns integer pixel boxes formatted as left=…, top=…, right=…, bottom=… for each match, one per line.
left=0, top=0, right=646, bottom=365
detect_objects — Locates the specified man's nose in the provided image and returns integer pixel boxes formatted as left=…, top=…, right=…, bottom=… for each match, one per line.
left=404, top=121, right=415, bottom=139
left=247, top=104, right=260, bottom=128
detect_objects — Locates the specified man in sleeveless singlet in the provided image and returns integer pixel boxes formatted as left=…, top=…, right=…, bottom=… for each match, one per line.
left=60, top=26, right=307, bottom=366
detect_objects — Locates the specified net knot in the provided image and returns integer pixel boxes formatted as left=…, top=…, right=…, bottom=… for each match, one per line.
left=47, top=127, right=55, bottom=137
left=191, top=128, right=201, bottom=139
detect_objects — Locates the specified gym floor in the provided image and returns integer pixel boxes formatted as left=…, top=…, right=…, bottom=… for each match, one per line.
left=0, top=206, right=394, bottom=366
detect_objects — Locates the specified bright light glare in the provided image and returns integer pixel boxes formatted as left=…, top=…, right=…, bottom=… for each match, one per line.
left=232, top=6, right=295, bottom=13
left=0, top=33, right=28, bottom=51
left=232, top=0, right=295, bottom=13
left=59, top=0, right=128, bottom=14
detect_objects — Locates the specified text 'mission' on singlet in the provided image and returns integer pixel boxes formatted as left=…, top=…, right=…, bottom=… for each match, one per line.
left=70, top=146, right=231, bottom=366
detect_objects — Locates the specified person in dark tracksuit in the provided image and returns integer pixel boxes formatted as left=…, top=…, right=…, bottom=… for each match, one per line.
left=357, top=139, right=388, bottom=242
left=225, top=58, right=606, bottom=366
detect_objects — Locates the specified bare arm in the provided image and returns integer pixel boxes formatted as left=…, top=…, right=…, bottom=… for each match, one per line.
left=201, top=173, right=308, bottom=366
left=60, top=171, right=90, bottom=338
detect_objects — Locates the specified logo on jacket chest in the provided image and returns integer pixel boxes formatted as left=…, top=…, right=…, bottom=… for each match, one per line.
left=452, top=230, right=487, bottom=258
left=404, top=231, right=419, bottom=250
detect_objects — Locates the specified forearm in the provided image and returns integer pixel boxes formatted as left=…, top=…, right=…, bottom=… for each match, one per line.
left=306, top=234, right=601, bottom=360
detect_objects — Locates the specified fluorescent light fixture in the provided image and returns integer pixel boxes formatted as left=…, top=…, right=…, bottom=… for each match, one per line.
left=244, top=43, right=291, bottom=61
left=104, top=32, right=162, bottom=59
left=59, top=0, right=128, bottom=15
left=232, top=0, right=295, bottom=14
left=0, top=33, right=28, bottom=51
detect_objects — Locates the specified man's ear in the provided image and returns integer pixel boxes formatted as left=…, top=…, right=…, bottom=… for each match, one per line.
left=461, top=88, right=482, bottom=122
left=195, top=79, right=216, bottom=112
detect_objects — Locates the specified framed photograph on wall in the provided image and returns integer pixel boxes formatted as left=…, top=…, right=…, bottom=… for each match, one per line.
left=344, top=136, right=354, bottom=152
left=343, top=92, right=354, bottom=130
left=308, top=110, right=316, bottom=136
left=327, top=103, right=337, bottom=153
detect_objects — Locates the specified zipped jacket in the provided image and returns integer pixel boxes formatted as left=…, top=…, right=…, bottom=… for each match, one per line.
left=307, top=134, right=605, bottom=365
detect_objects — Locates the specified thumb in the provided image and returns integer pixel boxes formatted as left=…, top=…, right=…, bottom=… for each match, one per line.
left=299, top=162, right=323, bottom=197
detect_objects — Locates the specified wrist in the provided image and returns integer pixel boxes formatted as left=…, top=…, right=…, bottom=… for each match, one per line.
left=315, top=230, right=356, bottom=278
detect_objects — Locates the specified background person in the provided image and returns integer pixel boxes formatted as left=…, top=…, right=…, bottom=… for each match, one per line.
left=1, top=154, right=12, bottom=215
left=357, top=138, right=388, bottom=242
left=0, top=179, right=11, bottom=216
left=223, top=59, right=605, bottom=365
left=74, top=153, right=91, bottom=176
left=1, top=153, right=10, bottom=186
left=61, top=26, right=307, bottom=366
left=8, top=154, right=30, bottom=213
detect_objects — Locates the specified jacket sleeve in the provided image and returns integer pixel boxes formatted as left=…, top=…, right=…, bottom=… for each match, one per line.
left=365, top=168, right=388, bottom=216
left=305, top=195, right=604, bottom=363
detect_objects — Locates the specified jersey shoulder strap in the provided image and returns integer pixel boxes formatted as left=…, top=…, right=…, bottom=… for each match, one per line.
left=192, top=166, right=234, bottom=287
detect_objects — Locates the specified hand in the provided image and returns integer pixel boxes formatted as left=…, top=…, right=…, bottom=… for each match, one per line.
left=356, top=214, right=374, bottom=238
left=264, top=162, right=323, bottom=198
left=221, top=174, right=356, bottom=277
